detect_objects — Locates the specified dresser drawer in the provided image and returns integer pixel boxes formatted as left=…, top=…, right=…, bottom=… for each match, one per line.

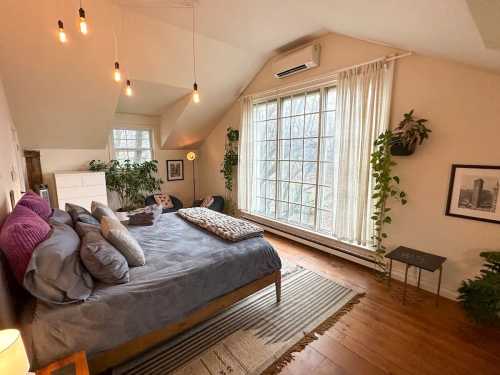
left=57, top=185, right=107, bottom=200
left=82, top=172, right=106, bottom=187
left=55, top=174, right=83, bottom=188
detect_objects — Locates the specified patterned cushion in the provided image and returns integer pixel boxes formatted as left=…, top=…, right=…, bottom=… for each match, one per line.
left=91, top=201, right=117, bottom=222
left=101, top=217, right=145, bottom=266
left=74, top=221, right=101, bottom=237
left=80, top=231, right=129, bottom=284
left=17, top=191, right=52, bottom=221
left=65, top=203, right=100, bottom=226
left=0, top=205, right=51, bottom=283
left=154, top=193, right=174, bottom=209
left=200, top=196, right=214, bottom=208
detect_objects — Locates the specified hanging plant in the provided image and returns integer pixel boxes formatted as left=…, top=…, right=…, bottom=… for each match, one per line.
left=370, top=130, right=407, bottom=272
left=391, top=110, right=431, bottom=156
left=220, top=127, right=239, bottom=191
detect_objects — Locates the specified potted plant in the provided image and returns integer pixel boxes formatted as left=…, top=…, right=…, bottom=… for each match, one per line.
left=89, top=159, right=163, bottom=211
left=458, top=251, right=500, bottom=325
left=391, top=110, right=431, bottom=156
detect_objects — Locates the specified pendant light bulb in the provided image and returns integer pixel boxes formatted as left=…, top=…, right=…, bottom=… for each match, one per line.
left=58, top=20, right=67, bottom=43
left=79, top=8, right=88, bottom=35
left=114, top=62, right=121, bottom=82
left=125, top=80, right=133, bottom=96
left=192, top=82, right=200, bottom=104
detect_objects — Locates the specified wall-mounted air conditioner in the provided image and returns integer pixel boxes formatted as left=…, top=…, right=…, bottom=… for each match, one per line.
left=272, top=44, right=320, bottom=79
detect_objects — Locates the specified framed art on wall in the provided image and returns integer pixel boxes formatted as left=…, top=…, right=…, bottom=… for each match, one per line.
left=445, top=164, right=500, bottom=224
left=166, top=159, right=184, bottom=181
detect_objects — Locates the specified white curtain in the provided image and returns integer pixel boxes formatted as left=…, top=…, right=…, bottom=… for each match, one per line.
left=331, top=60, right=394, bottom=246
left=237, top=96, right=255, bottom=212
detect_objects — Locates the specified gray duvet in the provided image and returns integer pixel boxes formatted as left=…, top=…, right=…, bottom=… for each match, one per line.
left=26, top=213, right=281, bottom=369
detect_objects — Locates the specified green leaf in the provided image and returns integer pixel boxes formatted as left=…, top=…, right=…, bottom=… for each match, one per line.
left=393, top=176, right=400, bottom=184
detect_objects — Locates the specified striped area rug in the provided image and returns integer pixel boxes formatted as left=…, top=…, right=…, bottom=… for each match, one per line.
left=113, top=266, right=363, bottom=375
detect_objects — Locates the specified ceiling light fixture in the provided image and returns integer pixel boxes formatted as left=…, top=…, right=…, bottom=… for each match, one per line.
left=79, top=1, right=88, bottom=35
left=191, top=4, right=200, bottom=104
left=114, top=62, right=121, bottom=82
left=57, top=20, right=67, bottom=43
left=125, top=80, right=133, bottom=96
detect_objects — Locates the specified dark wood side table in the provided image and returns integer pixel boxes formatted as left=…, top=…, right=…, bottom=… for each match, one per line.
left=36, top=351, right=89, bottom=375
left=385, top=246, right=447, bottom=306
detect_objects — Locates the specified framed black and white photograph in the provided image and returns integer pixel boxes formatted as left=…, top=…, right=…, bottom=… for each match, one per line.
left=166, top=159, right=184, bottom=181
left=446, top=164, right=500, bottom=224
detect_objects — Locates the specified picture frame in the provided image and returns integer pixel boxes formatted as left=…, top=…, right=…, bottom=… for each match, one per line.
left=166, top=159, right=184, bottom=181
left=445, top=164, right=500, bottom=224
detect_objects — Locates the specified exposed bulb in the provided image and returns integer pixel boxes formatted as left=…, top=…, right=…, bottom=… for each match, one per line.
left=114, top=62, right=121, bottom=82
left=58, top=20, right=67, bottom=43
left=79, top=8, right=88, bottom=35
left=125, top=80, right=133, bottom=96
left=192, top=82, right=200, bottom=104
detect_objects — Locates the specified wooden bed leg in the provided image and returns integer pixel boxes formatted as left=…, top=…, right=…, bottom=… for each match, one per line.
left=275, top=271, right=282, bottom=303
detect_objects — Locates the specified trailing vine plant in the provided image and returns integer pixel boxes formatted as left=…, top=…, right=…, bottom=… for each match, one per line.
left=370, top=130, right=407, bottom=272
left=219, top=127, right=239, bottom=214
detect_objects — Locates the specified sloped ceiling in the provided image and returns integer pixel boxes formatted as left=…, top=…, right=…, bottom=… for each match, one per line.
left=0, top=0, right=499, bottom=150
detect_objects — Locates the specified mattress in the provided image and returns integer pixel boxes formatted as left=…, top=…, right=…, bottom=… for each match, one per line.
left=25, top=213, right=281, bottom=369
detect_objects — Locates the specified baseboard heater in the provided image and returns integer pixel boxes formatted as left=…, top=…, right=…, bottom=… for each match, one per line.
left=243, top=215, right=377, bottom=269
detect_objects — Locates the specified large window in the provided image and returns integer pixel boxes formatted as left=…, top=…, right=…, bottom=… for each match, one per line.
left=111, top=129, right=153, bottom=163
left=251, top=86, right=337, bottom=236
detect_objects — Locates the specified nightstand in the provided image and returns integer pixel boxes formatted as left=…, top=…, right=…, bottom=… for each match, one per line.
left=36, top=352, right=89, bottom=375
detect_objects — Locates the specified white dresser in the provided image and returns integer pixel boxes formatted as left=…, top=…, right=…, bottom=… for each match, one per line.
left=54, top=171, right=107, bottom=210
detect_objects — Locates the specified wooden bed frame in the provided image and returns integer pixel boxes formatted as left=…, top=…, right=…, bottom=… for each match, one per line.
left=89, top=270, right=282, bottom=374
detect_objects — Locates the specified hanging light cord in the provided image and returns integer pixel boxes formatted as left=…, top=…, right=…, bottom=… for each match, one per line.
left=192, top=4, right=197, bottom=83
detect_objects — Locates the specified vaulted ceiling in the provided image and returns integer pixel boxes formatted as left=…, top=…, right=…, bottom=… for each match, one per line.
left=0, top=0, right=499, bottom=150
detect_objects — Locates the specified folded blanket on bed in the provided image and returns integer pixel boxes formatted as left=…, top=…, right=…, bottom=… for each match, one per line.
left=177, top=207, right=264, bottom=241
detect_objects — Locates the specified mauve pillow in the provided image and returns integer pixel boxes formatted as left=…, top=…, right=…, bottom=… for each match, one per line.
left=0, top=205, right=51, bottom=283
left=17, top=192, right=52, bottom=221
left=24, top=222, right=94, bottom=304
left=80, top=231, right=129, bottom=284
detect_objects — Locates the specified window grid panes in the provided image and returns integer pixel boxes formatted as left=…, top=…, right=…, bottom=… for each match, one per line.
left=112, top=129, right=153, bottom=163
left=251, top=86, right=337, bottom=235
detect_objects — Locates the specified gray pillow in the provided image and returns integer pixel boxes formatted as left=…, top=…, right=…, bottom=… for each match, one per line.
left=65, top=203, right=100, bottom=226
left=24, top=223, right=94, bottom=304
left=80, top=231, right=129, bottom=284
left=101, top=216, right=145, bottom=266
left=75, top=221, right=101, bottom=237
left=91, top=201, right=117, bottom=222
left=49, top=208, right=73, bottom=227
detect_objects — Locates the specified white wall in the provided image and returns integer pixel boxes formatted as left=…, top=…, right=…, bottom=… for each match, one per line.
left=0, top=76, right=24, bottom=220
left=198, top=32, right=500, bottom=299
left=38, top=113, right=199, bottom=209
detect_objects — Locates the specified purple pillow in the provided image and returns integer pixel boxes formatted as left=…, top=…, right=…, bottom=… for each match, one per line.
left=17, top=191, right=52, bottom=221
left=0, top=205, right=51, bottom=282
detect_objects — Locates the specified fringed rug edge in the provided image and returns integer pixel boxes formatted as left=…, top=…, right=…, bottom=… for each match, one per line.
left=261, top=292, right=366, bottom=375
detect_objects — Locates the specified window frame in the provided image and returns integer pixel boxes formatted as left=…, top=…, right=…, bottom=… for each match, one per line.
left=110, top=127, right=155, bottom=163
left=250, top=83, right=337, bottom=236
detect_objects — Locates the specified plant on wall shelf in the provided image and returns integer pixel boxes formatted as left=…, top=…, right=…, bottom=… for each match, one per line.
left=370, top=130, right=407, bottom=272
left=391, top=109, right=431, bottom=156
left=220, top=127, right=239, bottom=215
left=89, top=159, right=163, bottom=211
left=458, top=251, right=500, bottom=325
left=370, top=111, right=431, bottom=273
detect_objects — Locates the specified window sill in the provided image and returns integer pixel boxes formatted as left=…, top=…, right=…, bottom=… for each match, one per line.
left=241, top=211, right=376, bottom=264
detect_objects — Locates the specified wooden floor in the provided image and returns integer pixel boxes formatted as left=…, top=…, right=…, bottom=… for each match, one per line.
left=264, top=233, right=500, bottom=375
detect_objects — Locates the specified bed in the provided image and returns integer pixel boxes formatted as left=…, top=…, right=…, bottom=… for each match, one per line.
left=1, top=212, right=282, bottom=374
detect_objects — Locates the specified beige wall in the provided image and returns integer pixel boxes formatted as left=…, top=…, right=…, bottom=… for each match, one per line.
left=0, top=76, right=24, bottom=220
left=198, top=32, right=500, bottom=299
left=38, top=113, right=199, bottom=209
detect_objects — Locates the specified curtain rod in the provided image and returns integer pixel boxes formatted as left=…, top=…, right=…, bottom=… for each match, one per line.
left=240, top=51, right=413, bottom=100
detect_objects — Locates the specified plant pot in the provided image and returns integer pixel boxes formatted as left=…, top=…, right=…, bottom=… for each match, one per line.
left=390, top=139, right=415, bottom=156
